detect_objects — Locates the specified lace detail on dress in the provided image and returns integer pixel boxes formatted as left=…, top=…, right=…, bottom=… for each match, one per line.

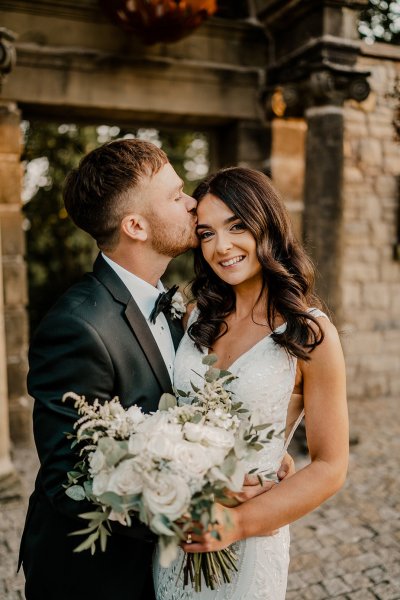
left=153, top=307, right=328, bottom=600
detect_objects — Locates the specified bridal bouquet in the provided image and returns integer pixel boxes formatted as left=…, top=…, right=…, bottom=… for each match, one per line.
left=63, top=355, right=275, bottom=591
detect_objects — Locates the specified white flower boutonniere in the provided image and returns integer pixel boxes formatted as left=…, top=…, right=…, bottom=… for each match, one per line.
left=170, top=290, right=186, bottom=320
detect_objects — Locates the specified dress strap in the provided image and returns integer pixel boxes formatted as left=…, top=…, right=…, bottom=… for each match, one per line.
left=307, top=307, right=330, bottom=321
left=283, top=407, right=305, bottom=454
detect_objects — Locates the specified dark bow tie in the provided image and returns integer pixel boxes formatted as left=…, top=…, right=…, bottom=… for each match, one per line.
left=149, top=285, right=179, bottom=324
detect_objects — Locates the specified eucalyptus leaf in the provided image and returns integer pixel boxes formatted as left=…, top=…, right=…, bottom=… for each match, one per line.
left=65, top=485, right=86, bottom=502
left=252, top=442, right=264, bottom=451
left=254, top=423, right=272, bottom=431
left=159, top=393, right=177, bottom=411
left=205, top=367, right=220, bottom=382
left=98, top=437, right=128, bottom=467
left=202, top=354, right=218, bottom=366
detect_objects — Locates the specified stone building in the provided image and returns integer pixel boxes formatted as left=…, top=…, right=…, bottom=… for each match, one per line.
left=0, top=0, right=399, bottom=483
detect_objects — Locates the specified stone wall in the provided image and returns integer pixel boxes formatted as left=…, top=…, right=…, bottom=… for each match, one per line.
left=341, top=42, right=400, bottom=401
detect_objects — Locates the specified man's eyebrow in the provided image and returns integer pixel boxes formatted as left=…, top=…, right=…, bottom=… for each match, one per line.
left=169, top=179, right=184, bottom=196
left=196, top=215, right=238, bottom=229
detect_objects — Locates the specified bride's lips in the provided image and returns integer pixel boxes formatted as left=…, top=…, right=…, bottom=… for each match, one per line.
left=219, top=255, right=246, bottom=268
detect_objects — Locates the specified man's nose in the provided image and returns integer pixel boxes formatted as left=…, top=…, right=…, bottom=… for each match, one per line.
left=184, top=193, right=197, bottom=212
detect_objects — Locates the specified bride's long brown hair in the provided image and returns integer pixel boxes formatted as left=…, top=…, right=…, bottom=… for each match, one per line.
left=188, top=167, right=324, bottom=361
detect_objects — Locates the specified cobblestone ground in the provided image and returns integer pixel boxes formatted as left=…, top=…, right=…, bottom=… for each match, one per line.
left=0, top=395, right=399, bottom=600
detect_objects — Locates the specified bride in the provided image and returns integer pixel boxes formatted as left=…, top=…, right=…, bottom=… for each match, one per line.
left=154, top=167, right=348, bottom=599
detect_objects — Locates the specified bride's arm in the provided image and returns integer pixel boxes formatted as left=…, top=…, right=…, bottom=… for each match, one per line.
left=183, top=317, right=348, bottom=551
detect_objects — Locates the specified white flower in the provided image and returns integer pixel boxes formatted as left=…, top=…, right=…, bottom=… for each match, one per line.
left=183, top=422, right=203, bottom=443
left=92, top=471, right=111, bottom=496
left=170, top=291, right=186, bottom=320
left=89, top=448, right=106, bottom=475
left=171, top=440, right=214, bottom=481
left=128, top=432, right=148, bottom=455
left=201, top=425, right=235, bottom=450
left=142, top=472, right=190, bottom=521
left=106, top=459, right=143, bottom=496
left=149, top=434, right=177, bottom=461
left=126, top=405, right=146, bottom=426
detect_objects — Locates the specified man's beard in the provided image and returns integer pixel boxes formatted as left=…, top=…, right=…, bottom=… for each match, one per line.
left=147, top=211, right=198, bottom=258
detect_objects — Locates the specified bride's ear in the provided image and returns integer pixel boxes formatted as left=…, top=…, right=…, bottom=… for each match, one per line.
left=120, top=213, right=148, bottom=242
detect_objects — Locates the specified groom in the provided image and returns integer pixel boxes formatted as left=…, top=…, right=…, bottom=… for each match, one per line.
left=19, top=139, right=198, bottom=600
left=19, top=139, right=293, bottom=600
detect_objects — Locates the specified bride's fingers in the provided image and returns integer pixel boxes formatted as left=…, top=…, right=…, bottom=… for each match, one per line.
left=233, top=481, right=276, bottom=503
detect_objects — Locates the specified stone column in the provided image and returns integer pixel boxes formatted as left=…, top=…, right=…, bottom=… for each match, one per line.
left=303, top=106, right=345, bottom=316
left=0, top=225, right=13, bottom=480
left=0, top=101, right=31, bottom=446
left=259, top=0, right=371, bottom=318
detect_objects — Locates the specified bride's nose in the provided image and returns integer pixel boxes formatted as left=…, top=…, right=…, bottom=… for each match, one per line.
left=215, top=232, right=233, bottom=254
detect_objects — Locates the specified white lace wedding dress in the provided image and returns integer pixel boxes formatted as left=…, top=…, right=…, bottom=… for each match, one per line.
left=153, top=308, right=327, bottom=600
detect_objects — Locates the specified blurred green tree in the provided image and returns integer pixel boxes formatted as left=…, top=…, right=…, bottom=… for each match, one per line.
left=359, top=0, right=400, bottom=44
left=22, top=122, right=209, bottom=335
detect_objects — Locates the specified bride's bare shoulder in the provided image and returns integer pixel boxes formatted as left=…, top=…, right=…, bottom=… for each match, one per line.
left=182, top=303, right=197, bottom=330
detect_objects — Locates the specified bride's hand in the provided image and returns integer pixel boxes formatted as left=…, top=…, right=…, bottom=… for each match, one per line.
left=222, top=474, right=276, bottom=505
left=222, top=452, right=295, bottom=505
left=181, top=504, right=240, bottom=553
left=181, top=504, right=278, bottom=554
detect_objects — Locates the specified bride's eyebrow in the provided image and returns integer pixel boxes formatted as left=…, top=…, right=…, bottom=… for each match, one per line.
left=196, top=215, right=239, bottom=230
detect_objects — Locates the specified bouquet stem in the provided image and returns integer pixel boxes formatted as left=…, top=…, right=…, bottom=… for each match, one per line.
left=183, top=548, right=238, bottom=592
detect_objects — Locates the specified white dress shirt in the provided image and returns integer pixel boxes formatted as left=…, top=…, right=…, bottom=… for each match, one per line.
left=102, top=253, right=175, bottom=382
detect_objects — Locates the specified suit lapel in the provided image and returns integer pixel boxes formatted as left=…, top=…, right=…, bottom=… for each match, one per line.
left=124, top=297, right=173, bottom=394
left=93, top=254, right=173, bottom=394
left=165, top=313, right=184, bottom=351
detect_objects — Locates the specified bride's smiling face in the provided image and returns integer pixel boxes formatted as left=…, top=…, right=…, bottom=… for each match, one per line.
left=196, top=193, right=262, bottom=288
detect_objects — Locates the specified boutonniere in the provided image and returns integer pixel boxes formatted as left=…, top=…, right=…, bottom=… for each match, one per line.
left=169, top=289, right=186, bottom=320
left=150, top=285, right=186, bottom=324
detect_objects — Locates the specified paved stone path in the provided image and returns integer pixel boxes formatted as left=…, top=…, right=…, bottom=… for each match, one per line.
left=0, top=395, right=399, bottom=600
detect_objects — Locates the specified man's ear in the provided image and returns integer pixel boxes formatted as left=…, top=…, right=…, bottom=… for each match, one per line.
left=121, top=213, right=148, bottom=242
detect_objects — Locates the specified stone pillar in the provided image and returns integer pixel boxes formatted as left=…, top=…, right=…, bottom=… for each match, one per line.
left=259, top=0, right=371, bottom=319
left=0, top=226, right=13, bottom=479
left=303, top=106, right=345, bottom=316
left=0, top=101, right=31, bottom=446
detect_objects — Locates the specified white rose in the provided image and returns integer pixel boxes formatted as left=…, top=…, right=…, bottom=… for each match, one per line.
left=149, top=434, right=176, bottom=461
left=106, top=459, right=143, bottom=496
left=92, top=471, right=111, bottom=496
left=171, top=441, right=212, bottom=481
left=137, top=410, right=171, bottom=435
left=128, top=432, right=148, bottom=455
left=183, top=422, right=203, bottom=443
left=201, top=425, right=235, bottom=450
left=142, top=472, right=190, bottom=521
left=89, top=448, right=106, bottom=475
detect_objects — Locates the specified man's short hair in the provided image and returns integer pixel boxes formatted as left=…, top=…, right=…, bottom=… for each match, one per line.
left=63, top=139, right=168, bottom=250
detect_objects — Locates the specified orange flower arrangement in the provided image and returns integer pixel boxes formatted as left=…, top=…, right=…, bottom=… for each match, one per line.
left=99, top=0, right=218, bottom=44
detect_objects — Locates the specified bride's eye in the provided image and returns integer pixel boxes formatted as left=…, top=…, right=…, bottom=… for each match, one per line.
left=231, top=222, right=246, bottom=232
left=198, top=230, right=213, bottom=241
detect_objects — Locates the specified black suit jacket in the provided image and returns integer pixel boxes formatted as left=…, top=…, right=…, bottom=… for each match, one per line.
left=19, top=254, right=184, bottom=600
